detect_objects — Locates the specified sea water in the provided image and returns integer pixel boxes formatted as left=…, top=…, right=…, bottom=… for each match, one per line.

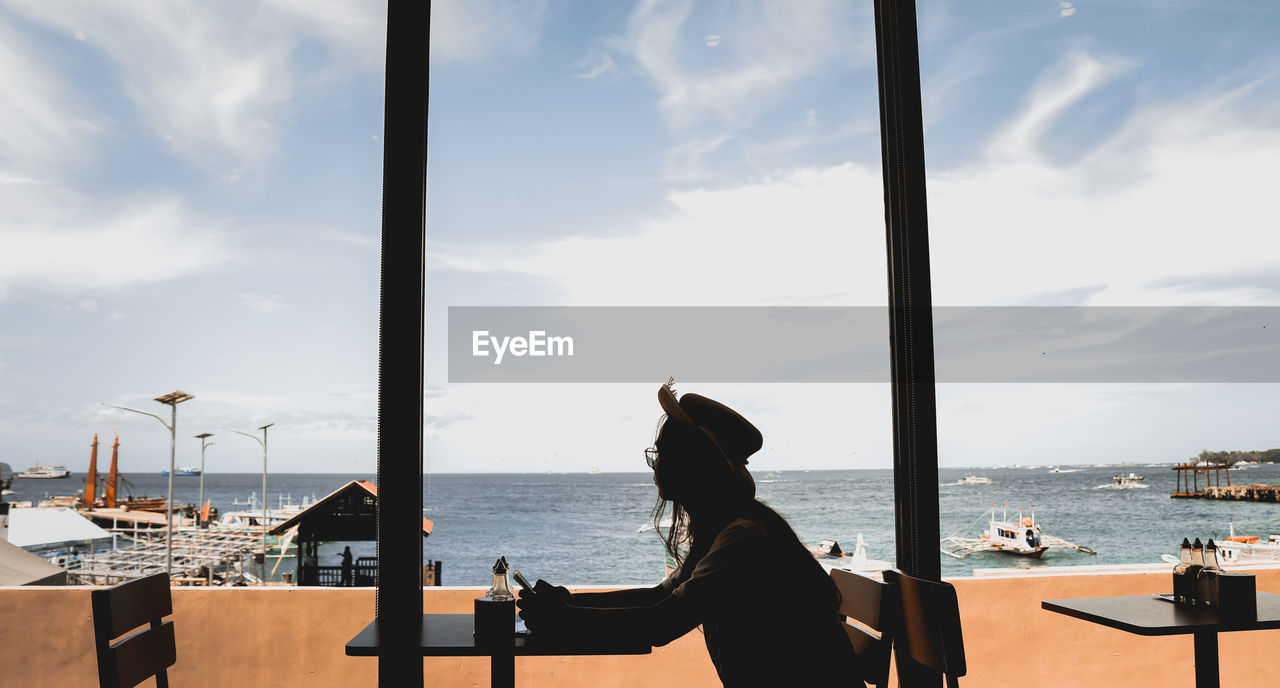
left=9, top=464, right=1280, bottom=586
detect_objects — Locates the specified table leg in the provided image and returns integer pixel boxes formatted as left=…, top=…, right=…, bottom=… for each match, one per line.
left=490, top=651, right=514, bottom=688
left=1192, top=631, right=1219, bottom=688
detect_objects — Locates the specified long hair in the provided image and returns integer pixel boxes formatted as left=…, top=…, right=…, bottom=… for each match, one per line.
left=649, top=414, right=755, bottom=570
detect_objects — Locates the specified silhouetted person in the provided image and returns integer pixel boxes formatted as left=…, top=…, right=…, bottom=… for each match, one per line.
left=518, top=381, right=859, bottom=687
left=338, top=546, right=353, bottom=586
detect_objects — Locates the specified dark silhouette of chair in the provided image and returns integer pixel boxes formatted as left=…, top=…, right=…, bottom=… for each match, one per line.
left=831, top=568, right=897, bottom=687
left=91, top=572, right=177, bottom=688
left=882, top=569, right=966, bottom=688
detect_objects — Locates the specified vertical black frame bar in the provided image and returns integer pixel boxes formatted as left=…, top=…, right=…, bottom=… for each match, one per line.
left=873, top=4, right=942, bottom=683
left=873, top=0, right=941, bottom=580
left=377, top=0, right=429, bottom=685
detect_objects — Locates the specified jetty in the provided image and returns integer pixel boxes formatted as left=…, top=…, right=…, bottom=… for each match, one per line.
left=1171, top=460, right=1280, bottom=502
left=1197, top=484, right=1280, bottom=502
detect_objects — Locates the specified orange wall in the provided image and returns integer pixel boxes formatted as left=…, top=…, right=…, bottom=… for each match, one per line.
left=3, top=569, right=1280, bottom=687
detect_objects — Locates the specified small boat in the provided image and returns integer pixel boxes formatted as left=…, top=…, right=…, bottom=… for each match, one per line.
left=160, top=467, right=202, bottom=476
left=813, top=534, right=893, bottom=573
left=956, top=475, right=993, bottom=485
left=941, top=506, right=1096, bottom=559
left=1095, top=472, right=1148, bottom=489
left=16, top=465, right=72, bottom=479
left=1049, top=467, right=1079, bottom=473
left=1217, top=522, right=1280, bottom=566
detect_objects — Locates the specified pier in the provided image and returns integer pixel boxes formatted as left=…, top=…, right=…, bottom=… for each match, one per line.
left=1171, top=461, right=1280, bottom=502
left=1199, top=484, right=1280, bottom=502
left=1171, top=461, right=1232, bottom=497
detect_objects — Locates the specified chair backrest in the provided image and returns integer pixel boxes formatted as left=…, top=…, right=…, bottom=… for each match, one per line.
left=91, top=572, right=176, bottom=688
left=831, top=568, right=896, bottom=687
left=882, top=569, right=966, bottom=688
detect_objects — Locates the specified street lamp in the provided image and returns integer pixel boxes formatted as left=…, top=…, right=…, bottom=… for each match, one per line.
left=194, top=433, right=214, bottom=522
left=228, top=423, right=273, bottom=583
left=102, top=390, right=194, bottom=577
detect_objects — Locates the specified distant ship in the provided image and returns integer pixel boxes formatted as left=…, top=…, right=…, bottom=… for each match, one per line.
left=160, top=467, right=202, bottom=476
left=17, top=464, right=72, bottom=479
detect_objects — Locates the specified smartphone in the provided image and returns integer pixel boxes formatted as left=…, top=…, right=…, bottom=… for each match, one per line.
left=512, top=569, right=535, bottom=594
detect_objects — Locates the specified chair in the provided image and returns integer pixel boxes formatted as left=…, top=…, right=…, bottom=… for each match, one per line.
left=831, top=568, right=897, bottom=687
left=882, top=569, right=966, bottom=688
left=91, top=572, right=177, bottom=688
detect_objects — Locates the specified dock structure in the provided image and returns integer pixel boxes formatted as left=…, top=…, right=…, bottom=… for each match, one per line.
left=1171, top=461, right=1232, bottom=497
left=1198, top=484, right=1280, bottom=503
left=64, top=527, right=264, bottom=586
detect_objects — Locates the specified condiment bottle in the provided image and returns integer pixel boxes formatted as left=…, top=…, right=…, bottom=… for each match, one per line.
left=474, top=556, right=516, bottom=644
left=1197, top=539, right=1223, bottom=608
left=1172, top=538, right=1194, bottom=605
left=1186, top=538, right=1206, bottom=606
left=487, top=556, right=514, bottom=601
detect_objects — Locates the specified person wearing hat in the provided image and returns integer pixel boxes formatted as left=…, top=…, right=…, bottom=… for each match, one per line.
left=517, top=381, right=859, bottom=686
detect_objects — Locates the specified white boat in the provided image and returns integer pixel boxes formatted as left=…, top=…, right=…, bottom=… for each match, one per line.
left=941, top=506, right=1096, bottom=559
left=1049, top=467, right=1079, bottom=473
left=16, top=465, right=71, bottom=479
left=1095, top=472, right=1148, bottom=489
left=160, top=467, right=202, bottom=476
left=813, top=534, right=893, bottom=573
left=1217, top=523, right=1280, bottom=566
left=956, top=475, right=993, bottom=485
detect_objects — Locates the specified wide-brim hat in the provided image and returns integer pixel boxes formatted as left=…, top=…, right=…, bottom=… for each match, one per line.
left=658, top=381, right=763, bottom=466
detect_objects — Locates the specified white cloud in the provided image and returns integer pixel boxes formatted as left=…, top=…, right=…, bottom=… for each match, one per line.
left=574, top=50, right=619, bottom=80
left=613, top=0, right=874, bottom=131
left=0, top=17, right=98, bottom=179
left=985, top=51, right=1125, bottom=163
left=434, top=51, right=1280, bottom=310
left=0, top=186, right=230, bottom=298
left=434, top=163, right=889, bottom=306
left=197, top=391, right=294, bottom=410
left=1, top=0, right=386, bottom=174
left=236, top=293, right=290, bottom=314
left=430, top=0, right=548, bottom=64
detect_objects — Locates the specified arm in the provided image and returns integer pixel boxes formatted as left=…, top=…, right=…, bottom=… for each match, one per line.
left=520, top=589, right=700, bottom=647
left=568, top=584, right=668, bottom=609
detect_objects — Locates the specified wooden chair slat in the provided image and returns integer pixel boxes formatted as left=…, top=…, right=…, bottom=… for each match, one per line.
left=830, top=568, right=895, bottom=687
left=111, top=622, right=177, bottom=688
left=883, top=569, right=967, bottom=685
left=832, top=568, right=889, bottom=631
left=92, top=572, right=173, bottom=639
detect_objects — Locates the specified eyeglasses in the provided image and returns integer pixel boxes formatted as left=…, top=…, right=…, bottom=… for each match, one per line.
left=645, top=447, right=659, bottom=469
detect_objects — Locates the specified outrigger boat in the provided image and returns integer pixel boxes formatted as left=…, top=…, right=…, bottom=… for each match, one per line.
left=1217, top=521, right=1280, bottom=566
left=941, top=505, right=1096, bottom=559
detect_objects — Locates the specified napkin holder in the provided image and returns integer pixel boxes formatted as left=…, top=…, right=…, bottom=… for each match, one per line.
left=1216, top=572, right=1257, bottom=621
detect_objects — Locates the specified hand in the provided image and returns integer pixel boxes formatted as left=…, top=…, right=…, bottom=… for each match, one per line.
left=516, top=579, right=572, bottom=632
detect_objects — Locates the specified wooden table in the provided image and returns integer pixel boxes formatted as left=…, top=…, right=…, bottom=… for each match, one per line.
left=1042, top=592, right=1280, bottom=688
left=346, top=614, right=652, bottom=688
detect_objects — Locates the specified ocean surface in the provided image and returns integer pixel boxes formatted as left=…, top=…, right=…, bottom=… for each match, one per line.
left=9, top=464, right=1280, bottom=586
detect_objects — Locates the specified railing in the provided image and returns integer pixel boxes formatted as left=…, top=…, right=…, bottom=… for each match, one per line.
left=7, top=567, right=1280, bottom=687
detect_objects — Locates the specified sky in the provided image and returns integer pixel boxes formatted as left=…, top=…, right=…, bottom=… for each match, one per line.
left=1, top=1, right=1279, bottom=475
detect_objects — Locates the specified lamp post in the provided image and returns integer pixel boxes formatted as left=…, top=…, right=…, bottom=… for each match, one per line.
left=102, top=390, right=194, bottom=577
left=229, top=423, right=273, bottom=583
left=194, top=433, right=214, bottom=523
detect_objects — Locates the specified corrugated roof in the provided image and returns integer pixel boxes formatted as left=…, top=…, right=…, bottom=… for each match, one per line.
left=268, top=480, right=433, bottom=537
left=0, top=538, right=66, bottom=585
left=7, top=507, right=113, bottom=550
